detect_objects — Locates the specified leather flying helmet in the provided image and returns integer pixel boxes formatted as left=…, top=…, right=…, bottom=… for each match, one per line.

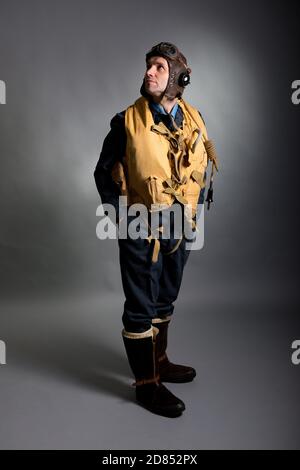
left=140, top=42, right=192, bottom=100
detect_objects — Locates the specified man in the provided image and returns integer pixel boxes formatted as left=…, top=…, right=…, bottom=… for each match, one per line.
left=94, top=42, right=218, bottom=418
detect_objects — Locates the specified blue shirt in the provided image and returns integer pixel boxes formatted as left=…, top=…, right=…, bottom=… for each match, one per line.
left=149, top=101, right=179, bottom=119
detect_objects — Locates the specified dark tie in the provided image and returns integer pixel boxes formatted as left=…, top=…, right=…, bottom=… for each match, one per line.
left=157, top=113, right=176, bottom=132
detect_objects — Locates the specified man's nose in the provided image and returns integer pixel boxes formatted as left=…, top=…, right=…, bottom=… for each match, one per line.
left=146, top=66, right=155, bottom=77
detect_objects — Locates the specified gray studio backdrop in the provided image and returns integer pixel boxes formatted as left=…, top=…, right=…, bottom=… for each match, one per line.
left=0, top=0, right=299, bottom=450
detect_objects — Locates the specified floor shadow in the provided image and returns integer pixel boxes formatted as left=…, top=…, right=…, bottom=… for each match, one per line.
left=10, top=327, right=134, bottom=402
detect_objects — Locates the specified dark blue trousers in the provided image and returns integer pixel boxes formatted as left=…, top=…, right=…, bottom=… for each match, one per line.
left=118, top=209, right=192, bottom=333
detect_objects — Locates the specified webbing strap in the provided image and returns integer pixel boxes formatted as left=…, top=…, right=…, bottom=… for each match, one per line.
left=132, top=374, right=160, bottom=387
left=142, top=215, right=185, bottom=263
left=164, top=236, right=183, bottom=256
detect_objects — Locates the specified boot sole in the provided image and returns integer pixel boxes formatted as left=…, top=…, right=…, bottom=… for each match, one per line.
left=160, top=372, right=196, bottom=383
left=137, top=401, right=185, bottom=418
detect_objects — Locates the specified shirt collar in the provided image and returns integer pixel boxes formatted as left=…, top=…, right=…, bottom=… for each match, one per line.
left=149, top=100, right=179, bottom=119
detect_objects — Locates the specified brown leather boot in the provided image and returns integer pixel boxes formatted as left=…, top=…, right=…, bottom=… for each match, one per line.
left=152, top=317, right=196, bottom=383
left=122, top=326, right=185, bottom=417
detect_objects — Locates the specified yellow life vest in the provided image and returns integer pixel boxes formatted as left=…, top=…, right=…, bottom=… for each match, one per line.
left=113, top=96, right=209, bottom=219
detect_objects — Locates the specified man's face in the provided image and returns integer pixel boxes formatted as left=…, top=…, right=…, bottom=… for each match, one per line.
left=144, top=56, right=169, bottom=98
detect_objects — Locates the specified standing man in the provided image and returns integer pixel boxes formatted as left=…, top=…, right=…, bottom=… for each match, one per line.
left=94, top=42, right=218, bottom=418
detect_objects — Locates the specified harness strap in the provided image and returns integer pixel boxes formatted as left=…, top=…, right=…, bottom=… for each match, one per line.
left=132, top=374, right=160, bottom=387
left=142, top=214, right=185, bottom=263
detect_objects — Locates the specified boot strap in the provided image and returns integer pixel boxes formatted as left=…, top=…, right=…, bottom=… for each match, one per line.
left=132, top=374, right=160, bottom=387
left=158, top=353, right=168, bottom=363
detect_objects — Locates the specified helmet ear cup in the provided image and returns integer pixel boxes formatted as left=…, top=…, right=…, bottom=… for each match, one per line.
left=178, top=72, right=191, bottom=87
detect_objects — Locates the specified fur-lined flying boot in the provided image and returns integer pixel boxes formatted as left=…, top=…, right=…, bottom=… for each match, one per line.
left=122, top=326, right=185, bottom=418
left=152, top=316, right=196, bottom=383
